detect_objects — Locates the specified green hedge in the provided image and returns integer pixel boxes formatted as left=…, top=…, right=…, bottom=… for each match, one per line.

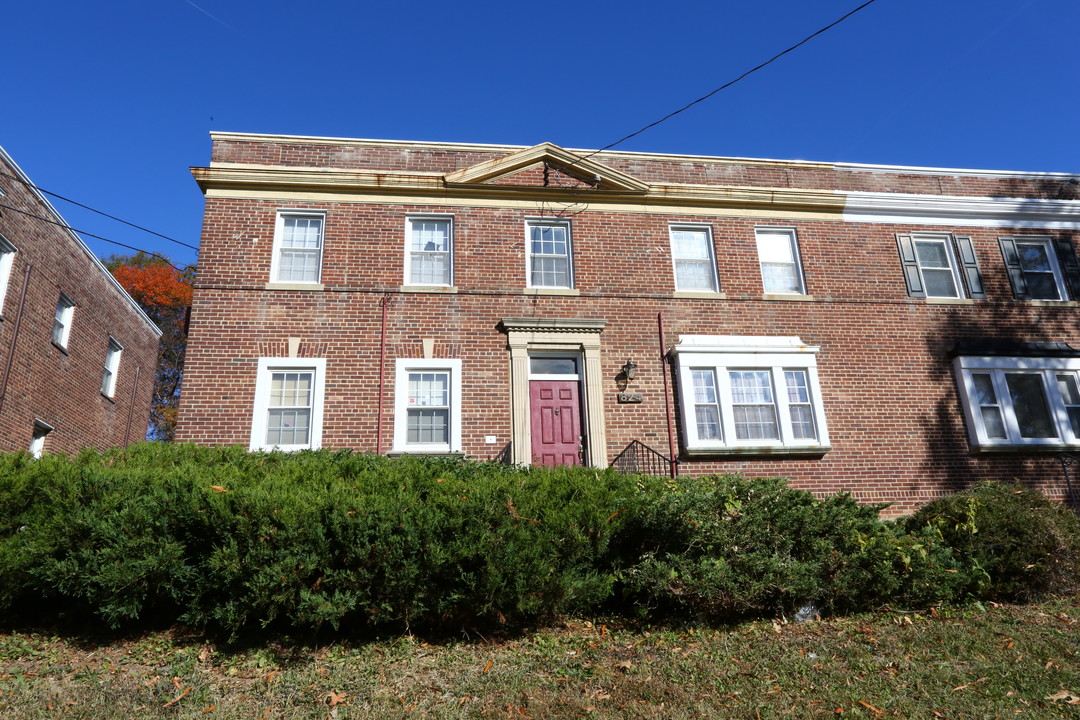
left=2, top=445, right=1076, bottom=637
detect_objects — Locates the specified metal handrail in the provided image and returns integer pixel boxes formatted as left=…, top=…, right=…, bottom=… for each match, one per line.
left=612, top=440, right=675, bottom=477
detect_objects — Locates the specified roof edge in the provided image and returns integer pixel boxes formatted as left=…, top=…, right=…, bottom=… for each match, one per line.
left=0, top=145, right=163, bottom=337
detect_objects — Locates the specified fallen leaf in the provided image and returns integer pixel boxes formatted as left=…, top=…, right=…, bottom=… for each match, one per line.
left=615, top=660, right=633, bottom=672
left=198, top=648, right=212, bottom=662
left=857, top=700, right=883, bottom=715
left=1045, top=690, right=1080, bottom=703
left=266, top=670, right=280, bottom=684
left=203, top=705, right=215, bottom=713
left=325, top=691, right=347, bottom=707
left=210, top=485, right=228, bottom=493
left=482, top=659, right=493, bottom=674
left=163, top=686, right=192, bottom=708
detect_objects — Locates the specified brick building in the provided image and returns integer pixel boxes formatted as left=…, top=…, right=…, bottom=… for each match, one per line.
left=0, top=146, right=160, bottom=455
left=180, top=133, right=1080, bottom=513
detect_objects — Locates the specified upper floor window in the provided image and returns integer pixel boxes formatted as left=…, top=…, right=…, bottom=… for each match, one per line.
left=954, top=354, right=1080, bottom=449
left=101, top=338, right=123, bottom=398
left=999, top=236, right=1080, bottom=301
left=669, top=225, right=719, bottom=292
left=249, top=358, right=327, bottom=451
left=405, top=216, right=452, bottom=286
left=896, top=233, right=985, bottom=299
left=0, top=234, right=16, bottom=315
left=271, top=211, right=325, bottom=284
left=392, top=358, right=463, bottom=454
left=52, top=294, right=75, bottom=350
left=526, top=220, right=573, bottom=289
left=673, top=335, right=830, bottom=454
left=755, top=227, right=805, bottom=294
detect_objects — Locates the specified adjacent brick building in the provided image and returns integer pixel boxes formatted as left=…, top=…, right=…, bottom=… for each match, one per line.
left=179, top=133, right=1080, bottom=513
left=0, top=146, right=160, bottom=455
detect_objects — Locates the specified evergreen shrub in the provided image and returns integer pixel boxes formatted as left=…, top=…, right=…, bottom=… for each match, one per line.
left=906, top=482, right=1080, bottom=600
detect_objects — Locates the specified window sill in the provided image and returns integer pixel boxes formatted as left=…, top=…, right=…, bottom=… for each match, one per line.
left=100, top=392, right=115, bottom=404
left=684, top=444, right=830, bottom=457
left=52, top=341, right=69, bottom=355
left=673, top=291, right=727, bottom=300
left=399, top=285, right=458, bottom=294
left=1021, top=299, right=1078, bottom=307
left=970, top=442, right=1080, bottom=454
left=524, top=288, right=579, bottom=296
left=763, top=293, right=814, bottom=301
left=387, top=450, right=465, bottom=458
left=925, top=297, right=975, bottom=305
left=264, top=282, right=325, bottom=291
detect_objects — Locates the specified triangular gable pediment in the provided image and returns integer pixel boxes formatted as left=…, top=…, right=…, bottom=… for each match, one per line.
left=444, top=142, right=649, bottom=193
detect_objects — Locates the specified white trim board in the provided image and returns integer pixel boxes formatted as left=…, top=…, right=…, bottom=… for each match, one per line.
left=842, top=191, right=1080, bottom=230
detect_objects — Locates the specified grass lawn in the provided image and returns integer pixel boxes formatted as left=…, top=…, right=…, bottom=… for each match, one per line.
left=1, top=598, right=1078, bottom=719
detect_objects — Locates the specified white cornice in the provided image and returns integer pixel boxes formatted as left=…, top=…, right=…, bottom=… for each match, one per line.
left=842, top=190, right=1080, bottom=230
left=836, top=161, right=1079, bottom=181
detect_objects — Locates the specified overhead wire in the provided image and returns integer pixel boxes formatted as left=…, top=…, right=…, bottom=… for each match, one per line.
left=0, top=170, right=198, bottom=251
left=576, top=0, right=881, bottom=164
left=0, top=202, right=184, bottom=272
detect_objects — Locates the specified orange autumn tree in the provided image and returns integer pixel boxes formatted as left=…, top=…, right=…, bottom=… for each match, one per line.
left=106, top=253, right=194, bottom=441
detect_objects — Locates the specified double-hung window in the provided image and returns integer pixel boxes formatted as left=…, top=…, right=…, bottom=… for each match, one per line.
left=393, top=358, right=462, bottom=454
left=755, top=228, right=805, bottom=294
left=674, top=336, right=830, bottom=454
left=52, top=294, right=75, bottom=350
left=271, top=211, right=325, bottom=284
left=954, top=354, right=1080, bottom=449
left=896, top=233, right=985, bottom=299
left=0, top=234, right=16, bottom=315
left=405, top=216, right=452, bottom=286
left=526, top=220, right=573, bottom=289
left=669, top=225, right=719, bottom=292
left=100, top=338, right=123, bottom=398
left=249, top=358, right=326, bottom=451
left=999, top=236, right=1080, bottom=301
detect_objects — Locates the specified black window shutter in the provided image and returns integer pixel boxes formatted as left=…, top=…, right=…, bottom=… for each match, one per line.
left=998, top=238, right=1030, bottom=299
left=953, top=236, right=985, bottom=299
left=1053, top=236, right=1080, bottom=300
left=896, top=234, right=925, bottom=297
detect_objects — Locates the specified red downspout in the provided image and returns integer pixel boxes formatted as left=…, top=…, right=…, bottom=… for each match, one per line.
left=658, top=312, right=678, bottom=479
left=375, top=294, right=392, bottom=455
left=0, top=264, right=32, bottom=415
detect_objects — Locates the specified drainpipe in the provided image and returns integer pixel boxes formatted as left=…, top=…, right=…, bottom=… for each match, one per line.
left=0, top=264, right=32, bottom=415
left=658, top=312, right=677, bottom=479
left=375, top=294, right=393, bottom=455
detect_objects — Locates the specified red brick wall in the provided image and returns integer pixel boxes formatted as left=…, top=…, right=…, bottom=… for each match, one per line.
left=179, top=161, right=1080, bottom=515
left=0, top=153, right=159, bottom=454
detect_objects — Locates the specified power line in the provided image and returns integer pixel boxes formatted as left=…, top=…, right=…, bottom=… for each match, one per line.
left=0, top=202, right=184, bottom=271
left=579, top=0, right=881, bottom=162
left=0, top=170, right=198, bottom=250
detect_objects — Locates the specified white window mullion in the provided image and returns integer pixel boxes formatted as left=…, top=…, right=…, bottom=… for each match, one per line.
left=716, top=369, right=738, bottom=445
left=772, top=367, right=792, bottom=443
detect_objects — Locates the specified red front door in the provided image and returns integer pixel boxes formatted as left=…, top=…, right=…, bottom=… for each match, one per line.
left=530, top=380, right=582, bottom=466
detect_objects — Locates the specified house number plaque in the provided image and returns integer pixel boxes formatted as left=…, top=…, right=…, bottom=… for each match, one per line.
left=617, top=393, right=643, bottom=404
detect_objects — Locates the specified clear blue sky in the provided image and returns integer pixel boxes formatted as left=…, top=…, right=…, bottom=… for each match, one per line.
left=2, top=0, right=1077, bottom=270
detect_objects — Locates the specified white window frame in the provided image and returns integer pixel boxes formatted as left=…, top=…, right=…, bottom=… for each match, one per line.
left=525, top=219, right=574, bottom=289
left=100, top=337, right=123, bottom=398
left=0, top=234, right=16, bottom=316
left=30, top=420, right=53, bottom=459
left=954, top=355, right=1080, bottom=450
left=404, top=215, right=453, bottom=286
left=911, top=232, right=966, bottom=299
left=755, top=227, right=806, bottom=295
left=269, top=210, right=326, bottom=285
left=392, top=358, right=463, bottom=454
left=1008, top=236, right=1069, bottom=301
left=52, top=293, right=75, bottom=350
left=673, top=336, right=829, bottom=454
left=249, top=357, right=327, bottom=451
left=668, top=224, right=720, bottom=293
